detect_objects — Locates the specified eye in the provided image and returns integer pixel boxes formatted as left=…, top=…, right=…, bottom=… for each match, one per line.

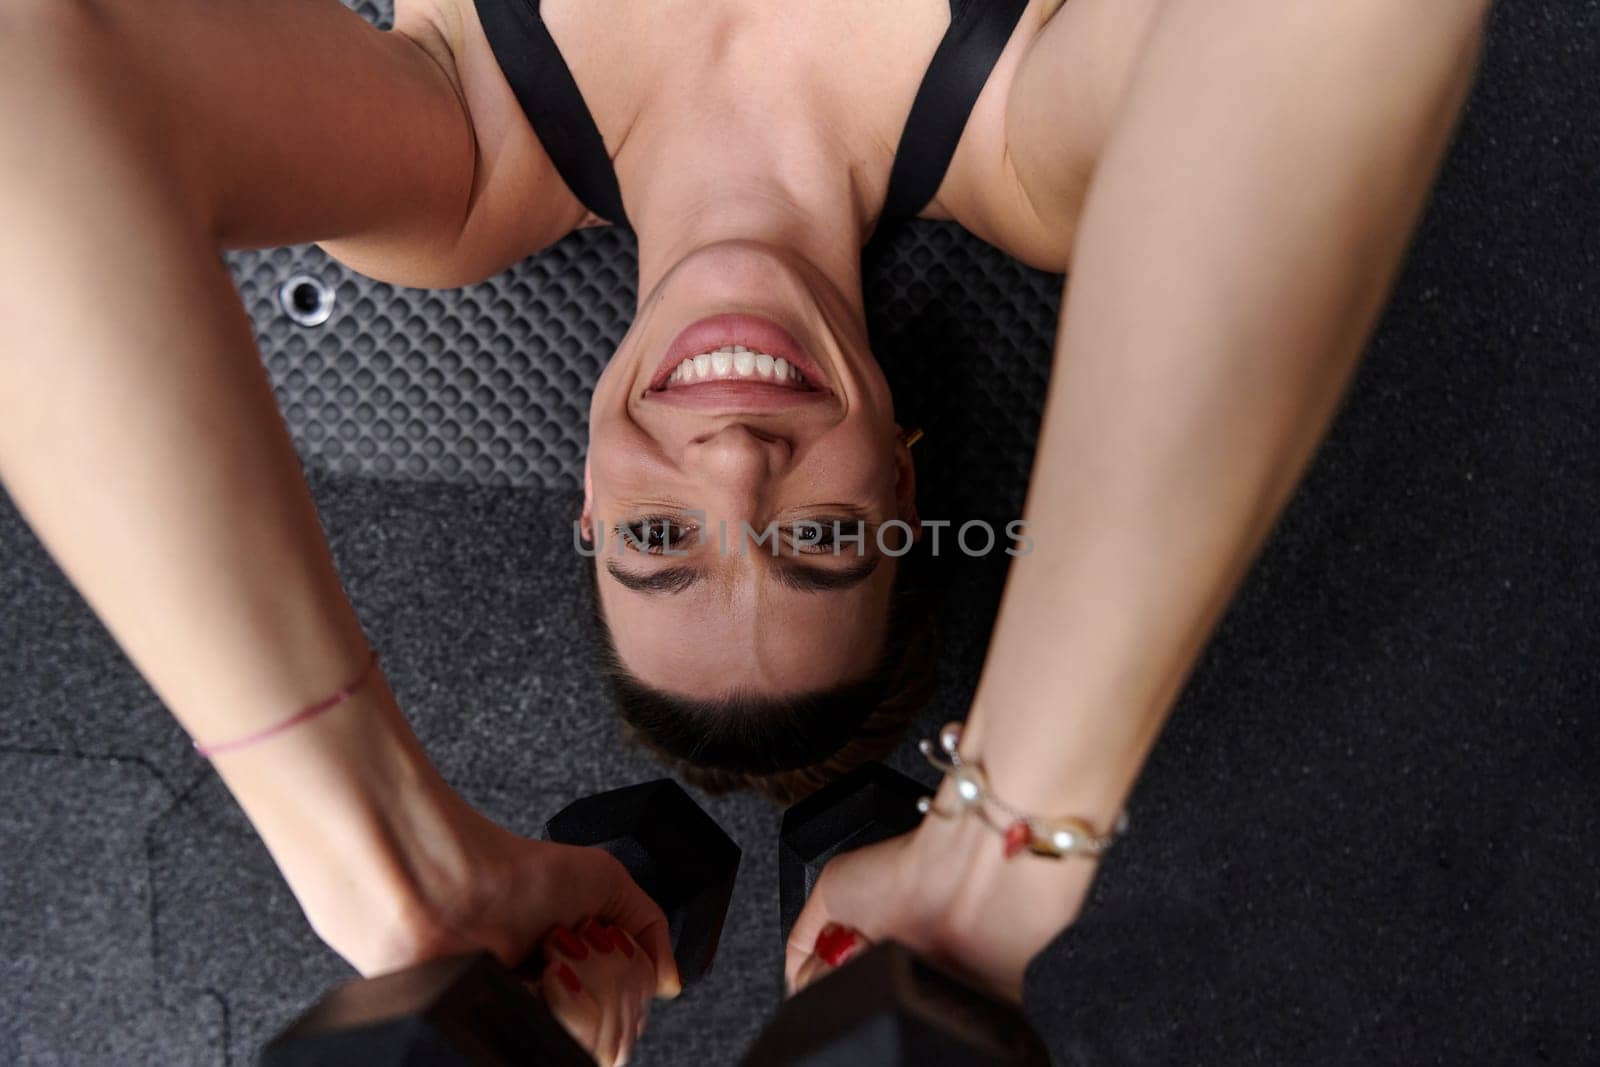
left=784, top=517, right=867, bottom=555
left=616, top=515, right=699, bottom=555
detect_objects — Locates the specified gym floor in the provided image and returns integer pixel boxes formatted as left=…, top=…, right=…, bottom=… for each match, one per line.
left=3, top=2, right=1597, bottom=1063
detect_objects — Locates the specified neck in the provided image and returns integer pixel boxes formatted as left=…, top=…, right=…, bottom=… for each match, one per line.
left=622, top=92, right=875, bottom=320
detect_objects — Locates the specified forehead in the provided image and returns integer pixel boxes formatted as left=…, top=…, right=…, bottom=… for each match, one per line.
left=595, top=555, right=896, bottom=699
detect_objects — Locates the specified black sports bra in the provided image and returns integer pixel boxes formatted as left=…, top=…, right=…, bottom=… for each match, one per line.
left=471, top=0, right=1029, bottom=234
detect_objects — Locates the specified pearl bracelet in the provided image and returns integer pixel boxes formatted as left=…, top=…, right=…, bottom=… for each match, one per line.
left=916, top=721, right=1129, bottom=860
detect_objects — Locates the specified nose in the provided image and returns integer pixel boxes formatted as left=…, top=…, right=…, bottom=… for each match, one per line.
left=682, top=422, right=792, bottom=491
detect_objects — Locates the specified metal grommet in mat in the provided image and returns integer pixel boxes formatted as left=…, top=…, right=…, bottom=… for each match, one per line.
left=279, top=274, right=335, bottom=327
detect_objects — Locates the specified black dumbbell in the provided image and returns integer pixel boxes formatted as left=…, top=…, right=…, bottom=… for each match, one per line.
left=261, top=779, right=741, bottom=1066
left=748, top=763, right=1049, bottom=1066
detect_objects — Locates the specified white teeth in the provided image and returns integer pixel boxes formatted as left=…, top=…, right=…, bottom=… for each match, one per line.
left=663, top=347, right=814, bottom=387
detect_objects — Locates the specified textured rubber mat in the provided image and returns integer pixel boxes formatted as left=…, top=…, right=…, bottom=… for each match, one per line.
left=228, top=1, right=1063, bottom=519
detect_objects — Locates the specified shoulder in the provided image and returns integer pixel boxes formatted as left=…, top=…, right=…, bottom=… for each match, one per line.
left=933, top=0, right=1166, bottom=274
left=322, top=0, right=587, bottom=289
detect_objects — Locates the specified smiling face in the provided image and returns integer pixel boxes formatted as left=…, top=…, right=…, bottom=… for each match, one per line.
left=582, top=239, right=918, bottom=701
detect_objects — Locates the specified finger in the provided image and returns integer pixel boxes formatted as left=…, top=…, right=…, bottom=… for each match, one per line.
left=575, top=920, right=659, bottom=1067
left=584, top=922, right=639, bottom=1067
left=783, top=838, right=906, bottom=988
left=578, top=917, right=619, bottom=958
left=585, top=922, right=653, bottom=1067
left=543, top=923, right=636, bottom=1067
left=580, top=849, right=682, bottom=998
left=784, top=895, right=835, bottom=991
left=637, top=914, right=679, bottom=999
left=614, top=983, right=639, bottom=1067
left=785, top=866, right=849, bottom=987
left=610, top=898, right=676, bottom=999
left=590, top=981, right=627, bottom=1067
left=789, top=923, right=871, bottom=997
left=607, top=925, right=656, bottom=1022
left=539, top=959, right=601, bottom=1059
left=612, top=925, right=653, bottom=1050
left=543, top=923, right=592, bottom=966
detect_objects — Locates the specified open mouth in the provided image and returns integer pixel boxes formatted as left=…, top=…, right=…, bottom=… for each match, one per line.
left=663, top=344, right=811, bottom=389
left=646, top=313, right=834, bottom=406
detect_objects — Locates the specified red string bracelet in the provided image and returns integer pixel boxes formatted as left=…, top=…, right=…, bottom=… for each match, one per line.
left=192, top=649, right=382, bottom=759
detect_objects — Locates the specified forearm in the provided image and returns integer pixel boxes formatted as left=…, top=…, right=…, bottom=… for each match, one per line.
left=0, top=134, right=375, bottom=764
left=961, top=0, right=1489, bottom=822
left=0, top=17, right=452, bottom=943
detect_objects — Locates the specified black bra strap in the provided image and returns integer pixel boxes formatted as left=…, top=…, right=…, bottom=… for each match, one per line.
left=472, top=0, right=631, bottom=229
left=878, top=0, right=1029, bottom=230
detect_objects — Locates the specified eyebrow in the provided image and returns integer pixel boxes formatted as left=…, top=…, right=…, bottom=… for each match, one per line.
left=773, top=555, right=881, bottom=593
left=605, top=562, right=699, bottom=595
left=603, top=555, right=881, bottom=597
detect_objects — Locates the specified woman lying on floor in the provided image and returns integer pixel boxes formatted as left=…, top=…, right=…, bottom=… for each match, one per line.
left=0, top=0, right=1492, bottom=1061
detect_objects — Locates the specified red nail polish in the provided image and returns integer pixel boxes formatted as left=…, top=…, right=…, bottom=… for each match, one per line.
left=556, top=962, right=582, bottom=994
left=1002, top=819, right=1033, bottom=859
left=551, top=926, right=589, bottom=961
left=580, top=918, right=613, bottom=954
left=814, top=924, right=861, bottom=968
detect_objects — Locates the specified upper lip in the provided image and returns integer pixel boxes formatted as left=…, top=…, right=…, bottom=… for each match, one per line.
left=647, top=312, right=834, bottom=395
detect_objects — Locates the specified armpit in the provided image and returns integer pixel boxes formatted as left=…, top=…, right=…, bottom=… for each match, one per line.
left=971, top=0, right=1165, bottom=271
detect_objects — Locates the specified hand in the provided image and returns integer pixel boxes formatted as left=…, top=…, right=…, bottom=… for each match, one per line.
left=214, top=690, right=681, bottom=997
left=784, top=808, right=1099, bottom=1003
left=536, top=918, right=657, bottom=1067
left=307, top=790, right=682, bottom=1001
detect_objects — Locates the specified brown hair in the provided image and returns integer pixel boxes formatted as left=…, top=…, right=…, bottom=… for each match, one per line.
left=583, top=547, right=936, bottom=804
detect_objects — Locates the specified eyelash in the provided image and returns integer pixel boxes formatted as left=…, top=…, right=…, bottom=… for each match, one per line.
left=614, top=515, right=700, bottom=555
left=613, top=516, right=874, bottom=555
left=784, top=517, right=870, bottom=555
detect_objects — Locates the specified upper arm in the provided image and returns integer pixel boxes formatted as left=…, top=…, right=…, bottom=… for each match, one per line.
left=7, top=0, right=577, bottom=286
left=961, top=0, right=1492, bottom=275
left=942, top=0, right=1163, bottom=273
left=317, top=0, right=587, bottom=289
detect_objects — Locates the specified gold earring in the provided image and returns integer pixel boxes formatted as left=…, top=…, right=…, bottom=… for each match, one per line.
left=900, top=427, right=925, bottom=449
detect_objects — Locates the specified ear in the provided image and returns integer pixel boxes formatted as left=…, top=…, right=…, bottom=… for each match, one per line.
left=579, top=459, right=595, bottom=544
left=892, top=427, right=922, bottom=544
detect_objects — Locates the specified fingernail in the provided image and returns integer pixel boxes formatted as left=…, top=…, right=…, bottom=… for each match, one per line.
left=551, top=926, right=589, bottom=961
left=815, top=923, right=861, bottom=968
left=580, top=918, right=613, bottom=954
left=556, top=962, right=582, bottom=994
